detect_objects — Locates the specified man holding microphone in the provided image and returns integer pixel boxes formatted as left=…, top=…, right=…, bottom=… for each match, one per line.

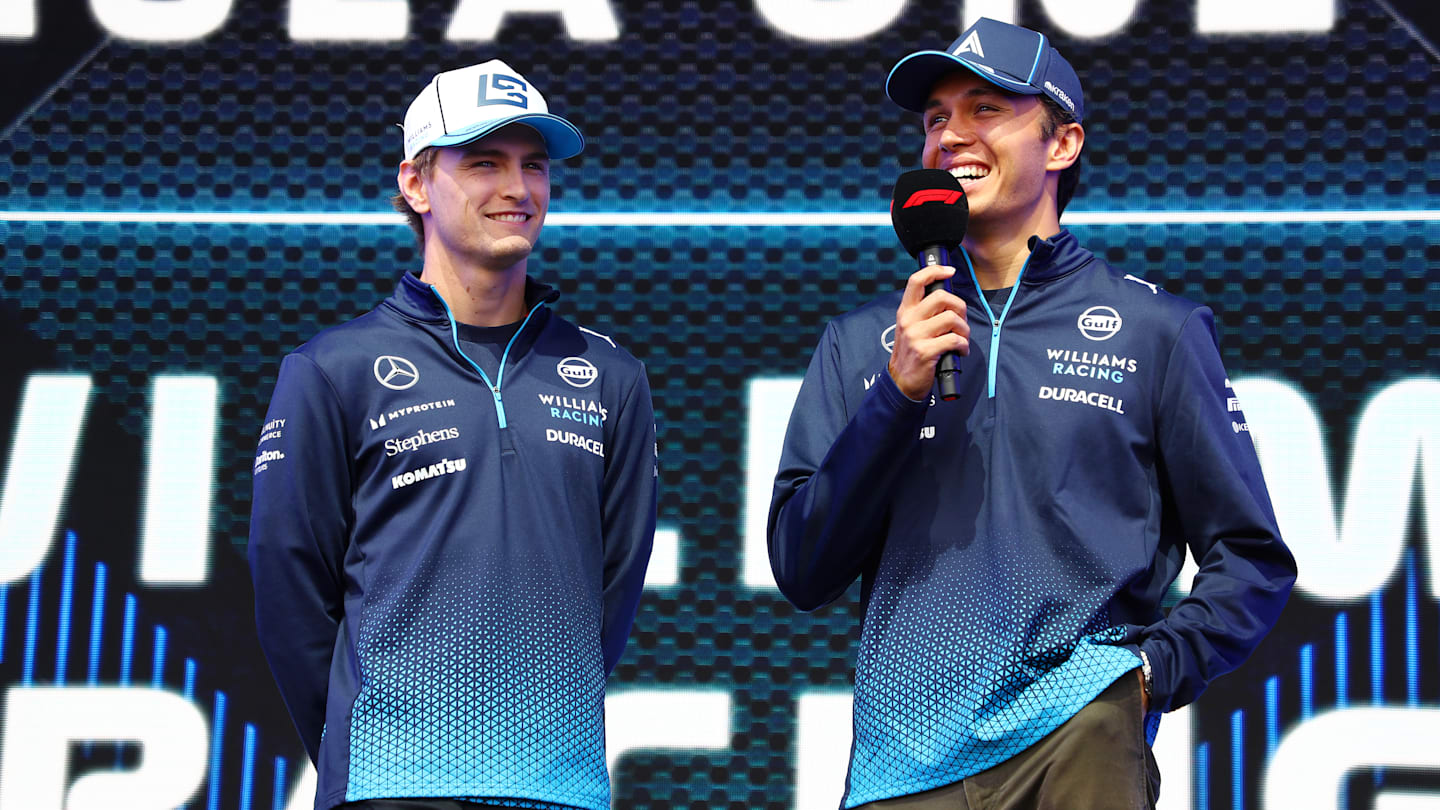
left=769, top=18, right=1295, bottom=808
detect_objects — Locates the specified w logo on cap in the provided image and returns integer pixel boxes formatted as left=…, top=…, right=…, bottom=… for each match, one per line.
left=953, top=30, right=985, bottom=58
left=477, top=73, right=529, bottom=108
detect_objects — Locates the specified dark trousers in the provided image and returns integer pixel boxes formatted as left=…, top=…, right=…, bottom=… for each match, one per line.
left=860, top=670, right=1160, bottom=810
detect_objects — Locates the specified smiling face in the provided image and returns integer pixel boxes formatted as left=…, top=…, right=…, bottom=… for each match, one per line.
left=404, top=123, right=551, bottom=274
left=920, top=71, right=1082, bottom=242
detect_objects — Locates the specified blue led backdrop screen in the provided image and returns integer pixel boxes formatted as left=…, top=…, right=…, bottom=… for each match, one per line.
left=1, top=0, right=1438, bottom=808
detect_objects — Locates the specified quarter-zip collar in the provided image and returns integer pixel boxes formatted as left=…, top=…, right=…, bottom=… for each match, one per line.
left=1017, top=229, right=1096, bottom=285
left=384, top=271, right=561, bottom=430
left=957, top=229, right=1093, bottom=399
left=386, top=270, right=561, bottom=325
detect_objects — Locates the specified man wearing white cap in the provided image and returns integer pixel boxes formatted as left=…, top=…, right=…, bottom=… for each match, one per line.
left=769, top=18, right=1295, bottom=808
left=249, top=61, right=656, bottom=810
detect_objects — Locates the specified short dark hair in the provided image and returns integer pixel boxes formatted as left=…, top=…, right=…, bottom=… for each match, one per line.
left=1037, top=95, right=1081, bottom=215
left=391, top=147, right=439, bottom=248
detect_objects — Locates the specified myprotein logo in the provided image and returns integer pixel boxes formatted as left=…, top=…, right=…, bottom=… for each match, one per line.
left=374, top=356, right=420, bottom=390
left=1077, top=306, right=1122, bottom=341
left=369, top=398, right=457, bottom=431
left=557, top=356, right=598, bottom=388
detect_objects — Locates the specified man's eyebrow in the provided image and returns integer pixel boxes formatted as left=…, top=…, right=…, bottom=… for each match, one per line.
left=923, top=86, right=1011, bottom=110
left=461, top=146, right=551, bottom=162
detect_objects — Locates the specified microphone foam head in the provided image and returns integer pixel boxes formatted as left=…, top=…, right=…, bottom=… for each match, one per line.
left=890, top=169, right=969, bottom=257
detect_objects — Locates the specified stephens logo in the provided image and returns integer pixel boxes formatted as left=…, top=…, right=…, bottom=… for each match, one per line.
left=557, top=356, right=598, bottom=388
left=384, top=426, right=460, bottom=457
left=881, top=324, right=896, bottom=354
left=1077, top=306, right=1123, bottom=341
left=373, top=355, right=420, bottom=390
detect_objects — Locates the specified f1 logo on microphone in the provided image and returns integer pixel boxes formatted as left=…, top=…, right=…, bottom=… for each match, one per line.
left=902, top=189, right=963, bottom=208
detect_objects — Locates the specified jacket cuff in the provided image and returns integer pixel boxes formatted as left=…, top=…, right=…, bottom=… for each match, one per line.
left=1138, top=638, right=1170, bottom=712
left=874, top=368, right=932, bottom=413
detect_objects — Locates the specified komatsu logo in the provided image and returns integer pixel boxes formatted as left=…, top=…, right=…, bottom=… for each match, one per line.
left=557, top=356, right=598, bottom=388
left=391, top=457, right=467, bottom=490
left=1077, top=306, right=1123, bottom=341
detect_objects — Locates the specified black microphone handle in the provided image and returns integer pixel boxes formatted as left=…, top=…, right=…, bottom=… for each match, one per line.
left=918, top=245, right=963, bottom=401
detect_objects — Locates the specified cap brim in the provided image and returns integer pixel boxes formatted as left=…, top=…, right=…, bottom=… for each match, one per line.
left=429, top=113, right=585, bottom=160
left=885, top=51, right=1041, bottom=113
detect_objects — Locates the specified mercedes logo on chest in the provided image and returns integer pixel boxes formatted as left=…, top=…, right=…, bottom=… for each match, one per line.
left=374, top=355, right=420, bottom=390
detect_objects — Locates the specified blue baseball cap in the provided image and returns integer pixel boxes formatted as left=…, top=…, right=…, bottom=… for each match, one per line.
left=886, top=18, right=1084, bottom=123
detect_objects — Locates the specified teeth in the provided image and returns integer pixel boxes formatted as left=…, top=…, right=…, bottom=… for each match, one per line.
left=491, top=213, right=529, bottom=222
left=949, top=166, right=990, bottom=180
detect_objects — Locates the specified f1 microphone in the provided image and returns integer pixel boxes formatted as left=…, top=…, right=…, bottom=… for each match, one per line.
left=890, top=169, right=969, bottom=401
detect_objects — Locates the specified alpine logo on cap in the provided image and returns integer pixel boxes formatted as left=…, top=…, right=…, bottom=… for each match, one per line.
left=953, top=31, right=985, bottom=58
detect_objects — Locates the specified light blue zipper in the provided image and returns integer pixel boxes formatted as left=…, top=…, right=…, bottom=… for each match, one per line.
left=430, top=285, right=545, bottom=429
left=963, top=248, right=1031, bottom=399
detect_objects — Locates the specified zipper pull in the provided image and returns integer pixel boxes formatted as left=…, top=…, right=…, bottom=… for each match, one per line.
left=492, top=387, right=508, bottom=429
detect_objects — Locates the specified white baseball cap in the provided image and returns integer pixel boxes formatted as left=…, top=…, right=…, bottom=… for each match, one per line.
left=401, top=60, right=585, bottom=162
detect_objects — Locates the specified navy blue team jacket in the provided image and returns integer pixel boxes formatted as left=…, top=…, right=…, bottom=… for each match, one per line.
left=249, top=272, right=656, bottom=810
left=768, top=230, right=1295, bottom=807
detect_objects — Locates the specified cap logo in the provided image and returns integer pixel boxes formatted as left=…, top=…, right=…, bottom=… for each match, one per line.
left=477, top=73, right=529, bottom=109
left=1044, top=80, right=1075, bottom=112
left=953, top=30, right=985, bottom=58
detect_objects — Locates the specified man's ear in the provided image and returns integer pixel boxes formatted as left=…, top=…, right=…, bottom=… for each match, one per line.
left=1047, top=122, right=1084, bottom=172
left=396, top=159, right=430, bottom=214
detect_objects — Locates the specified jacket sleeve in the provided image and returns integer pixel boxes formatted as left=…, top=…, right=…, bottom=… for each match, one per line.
left=598, top=365, right=657, bottom=675
left=1141, top=307, right=1297, bottom=712
left=767, top=321, right=930, bottom=611
left=247, top=352, right=353, bottom=763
